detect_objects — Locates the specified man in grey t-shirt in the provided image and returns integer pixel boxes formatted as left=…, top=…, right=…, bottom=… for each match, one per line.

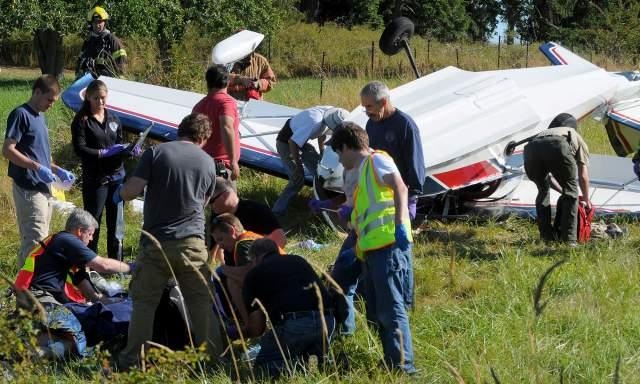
left=114, top=113, right=221, bottom=369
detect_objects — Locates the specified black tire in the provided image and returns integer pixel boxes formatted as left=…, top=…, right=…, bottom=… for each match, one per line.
left=379, top=17, right=415, bottom=56
left=313, top=174, right=348, bottom=233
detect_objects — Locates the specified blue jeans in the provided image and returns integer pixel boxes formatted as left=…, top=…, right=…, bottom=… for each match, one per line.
left=362, top=245, right=416, bottom=373
left=43, top=303, right=89, bottom=358
left=331, top=230, right=360, bottom=335
left=255, top=311, right=335, bottom=378
left=272, top=140, right=320, bottom=215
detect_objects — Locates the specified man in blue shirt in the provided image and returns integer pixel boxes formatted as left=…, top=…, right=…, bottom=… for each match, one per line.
left=360, top=81, right=425, bottom=220
left=2, top=75, right=76, bottom=268
left=360, top=81, right=424, bottom=311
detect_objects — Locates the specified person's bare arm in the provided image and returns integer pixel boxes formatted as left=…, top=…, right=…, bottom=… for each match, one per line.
left=317, top=134, right=326, bottom=156
left=242, top=310, right=266, bottom=338
left=220, top=115, right=240, bottom=180
left=86, top=256, right=131, bottom=274
left=119, top=176, right=147, bottom=201
left=383, top=172, right=409, bottom=224
left=2, top=139, right=39, bottom=170
left=578, top=163, right=591, bottom=210
left=77, top=279, right=102, bottom=302
left=267, top=229, right=287, bottom=248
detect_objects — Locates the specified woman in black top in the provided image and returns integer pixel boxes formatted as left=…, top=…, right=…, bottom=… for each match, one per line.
left=71, top=79, right=134, bottom=260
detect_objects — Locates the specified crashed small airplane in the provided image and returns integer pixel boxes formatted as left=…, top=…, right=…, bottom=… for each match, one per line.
left=62, top=20, right=640, bottom=228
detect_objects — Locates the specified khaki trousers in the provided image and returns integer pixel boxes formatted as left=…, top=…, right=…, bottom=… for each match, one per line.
left=12, top=183, right=52, bottom=268
left=119, top=236, right=222, bottom=369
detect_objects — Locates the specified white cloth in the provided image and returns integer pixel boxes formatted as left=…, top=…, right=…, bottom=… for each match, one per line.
left=356, top=152, right=399, bottom=183
left=290, top=106, right=333, bottom=147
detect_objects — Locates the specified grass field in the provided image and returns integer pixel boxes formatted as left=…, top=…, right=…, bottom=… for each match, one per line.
left=1, top=67, right=640, bottom=383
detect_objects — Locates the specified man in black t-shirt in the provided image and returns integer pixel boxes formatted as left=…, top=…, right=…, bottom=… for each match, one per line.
left=242, top=244, right=335, bottom=378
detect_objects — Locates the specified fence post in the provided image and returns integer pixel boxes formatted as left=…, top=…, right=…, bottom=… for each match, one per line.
left=456, top=48, right=459, bottom=67
left=371, top=41, right=375, bottom=77
left=497, top=36, right=501, bottom=69
left=427, top=40, right=431, bottom=66
left=320, top=51, right=325, bottom=99
left=525, top=40, right=529, bottom=68
left=268, top=37, right=271, bottom=62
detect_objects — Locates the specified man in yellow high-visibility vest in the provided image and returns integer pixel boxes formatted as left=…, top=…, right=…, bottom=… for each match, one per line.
left=329, top=122, right=416, bottom=374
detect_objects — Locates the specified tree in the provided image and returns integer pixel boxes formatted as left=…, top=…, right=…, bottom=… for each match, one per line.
left=466, top=0, right=501, bottom=41
left=0, top=0, right=85, bottom=76
left=410, top=0, right=471, bottom=41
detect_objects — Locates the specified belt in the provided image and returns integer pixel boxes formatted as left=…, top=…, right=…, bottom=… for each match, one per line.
left=278, top=309, right=333, bottom=322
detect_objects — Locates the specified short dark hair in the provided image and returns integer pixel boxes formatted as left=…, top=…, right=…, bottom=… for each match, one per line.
left=329, top=121, right=369, bottom=152
left=211, top=213, right=244, bottom=234
left=548, top=113, right=577, bottom=129
left=177, top=113, right=212, bottom=142
left=248, top=238, right=279, bottom=262
left=32, top=75, right=60, bottom=95
left=205, top=65, right=230, bottom=90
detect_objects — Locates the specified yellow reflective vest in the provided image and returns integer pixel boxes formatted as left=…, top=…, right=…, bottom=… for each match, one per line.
left=351, top=151, right=412, bottom=259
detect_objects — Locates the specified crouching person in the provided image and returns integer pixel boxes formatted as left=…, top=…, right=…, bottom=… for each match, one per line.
left=14, top=208, right=133, bottom=358
left=242, top=238, right=336, bottom=378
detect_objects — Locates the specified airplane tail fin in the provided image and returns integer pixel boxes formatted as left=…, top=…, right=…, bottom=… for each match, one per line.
left=539, top=42, right=597, bottom=68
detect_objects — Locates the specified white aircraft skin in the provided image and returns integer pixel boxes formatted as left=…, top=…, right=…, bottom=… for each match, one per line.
left=61, top=35, right=640, bottom=219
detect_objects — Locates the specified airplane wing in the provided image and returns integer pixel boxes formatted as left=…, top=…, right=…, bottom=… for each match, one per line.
left=62, top=74, right=303, bottom=180
left=539, top=42, right=598, bottom=68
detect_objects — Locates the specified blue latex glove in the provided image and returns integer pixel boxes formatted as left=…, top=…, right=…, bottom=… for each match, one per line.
left=36, top=165, right=56, bottom=183
left=308, top=198, right=334, bottom=213
left=395, top=224, right=411, bottom=251
left=54, top=167, right=76, bottom=183
left=99, top=144, right=127, bottom=158
left=634, top=159, right=640, bottom=180
left=338, top=205, right=353, bottom=221
left=408, top=195, right=417, bottom=221
left=112, top=184, right=124, bottom=204
left=127, top=262, right=137, bottom=274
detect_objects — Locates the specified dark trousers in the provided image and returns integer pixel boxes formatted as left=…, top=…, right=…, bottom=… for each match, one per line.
left=524, top=136, right=579, bottom=242
left=83, top=178, right=124, bottom=260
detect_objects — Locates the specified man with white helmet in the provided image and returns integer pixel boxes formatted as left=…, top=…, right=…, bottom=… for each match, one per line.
left=272, top=106, right=349, bottom=216
left=76, top=6, right=127, bottom=78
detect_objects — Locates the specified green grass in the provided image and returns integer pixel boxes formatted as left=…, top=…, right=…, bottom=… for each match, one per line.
left=2, top=68, right=640, bottom=383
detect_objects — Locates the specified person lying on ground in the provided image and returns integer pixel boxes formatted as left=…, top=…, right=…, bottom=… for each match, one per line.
left=13, top=208, right=133, bottom=358
left=242, top=242, right=336, bottom=379
left=210, top=177, right=286, bottom=263
left=210, top=213, right=283, bottom=326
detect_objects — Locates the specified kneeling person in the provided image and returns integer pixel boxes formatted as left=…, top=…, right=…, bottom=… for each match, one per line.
left=14, top=208, right=133, bottom=358
left=242, top=240, right=336, bottom=378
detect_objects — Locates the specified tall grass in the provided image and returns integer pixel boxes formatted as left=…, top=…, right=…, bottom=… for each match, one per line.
left=2, top=67, right=640, bottom=382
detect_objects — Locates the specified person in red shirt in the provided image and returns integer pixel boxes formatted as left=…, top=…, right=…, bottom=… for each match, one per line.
left=193, top=65, right=241, bottom=181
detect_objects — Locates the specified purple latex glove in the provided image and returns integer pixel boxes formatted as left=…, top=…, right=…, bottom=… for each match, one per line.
left=408, top=195, right=418, bottom=220
left=308, top=198, right=334, bottom=213
left=131, top=144, right=143, bottom=157
left=36, top=165, right=56, bottom=183
left=634, top=159, right=640, bottom=180
left=127, top=262, right=137, bottom=274
left=338, top=205, right=353, bottom=221
left=99, top=144, right=126, bottom=158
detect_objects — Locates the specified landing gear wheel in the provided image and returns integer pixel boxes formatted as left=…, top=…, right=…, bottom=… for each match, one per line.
left=313, top=175, right=348, bottom=233
left=379, top=17, right=415, bottom=56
